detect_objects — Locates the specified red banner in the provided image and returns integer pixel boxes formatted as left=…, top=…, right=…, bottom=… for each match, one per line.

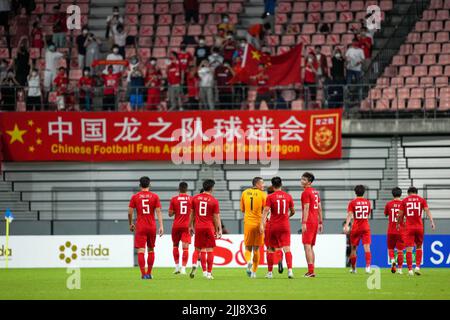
left=0, top=110, right=342, bottom=162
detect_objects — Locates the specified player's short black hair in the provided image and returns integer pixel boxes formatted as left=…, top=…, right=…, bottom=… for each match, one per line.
left=407, top=186, right=418, bottom=194
left=179, top=181, right=188, bottom=193
left=354, top=185, right=366, bottom=197
left=252, top=177, right=263, bottom=186
left=392, top=187, right=402, bottom=198
left=271, top=176, right=282, bottom=188
left=267, top=186, right=275, bottom=194
left=302, top=172, right=315, bottom=183
left=203, top=179, right=215, bottom=192
left=199, top=188, right=204, bottom=193
left=139, top=176, right=150, bottom=188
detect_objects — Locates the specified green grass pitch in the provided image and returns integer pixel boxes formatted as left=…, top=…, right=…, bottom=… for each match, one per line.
left=0, top=268, right=449, bottom=300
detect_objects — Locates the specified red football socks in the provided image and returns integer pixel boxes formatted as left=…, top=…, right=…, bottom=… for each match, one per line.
left=207, top=251, right=214, bottom=273
left=350, top=255, right=356, bottom=269
left=200, top=251, right=207, bottom=271
left=138, top=252, right=146, bottom=276
left=182, top=248, right=189, bottom=267
left=397, top=251, right=404, bottom=268
left=277, top=250, right=283, bottom=264
left=267, top=252, right=274, bottom=272
left=147, top=251, right=155, bottom=275
left=416, top=249, right=423, bottom=268
left=173, top=247, right=180, bottom=265
left=406, top=251, right=413, bottom=270
left=365, top=252, right=371, bottom=268
left=192, top=250, right=199, bottom=265
left=308, top=263, right=314, bottom=274
left=388, top=249, right=395, bottom=262
left=285, top=252, right=293, bottom=269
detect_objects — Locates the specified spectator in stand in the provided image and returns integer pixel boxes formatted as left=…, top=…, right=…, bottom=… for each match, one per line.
left=218, top=14, right=235, bottom=33
left=222, top=31, right=237, bottom=64
left=0, top=0, right=11, bottom=50
left=111, top=23, right=128, bottom=59
left=1, top=70, right=20, bottom=111
left=76, top=26, right=89, bottom=69
left=53, top=66, right=68, bottom=110
left=44, top=43, right=65, bottom=92
left=286, top=24, right=300, bottom=35
left=167, top=51, right=183, bottom=110
left=106, top=45, right=124, bottom=74
left=194, top=36, right=211, bottom=66
left=214, top=28, right=226, bottom=48
left=328, top=48, right=345, bottom=108
left=232, top=55, right=246, bottom=109
left=84, top=33, right=101, bottom=74
left=304, top=51, right=318, bottom=107
left=208, top=47, right=224, bottom=71
left=183, top=0, right=199, bottom=24
left=315, top=45, right=329, bottom=85
left=26, top=68, right=42, bottom=111
left=262, top=0, right=276, bottom=33
left=251, top=63, right=272, bottom=110
left=125, top=55, right=144, bottom=83
left=145, top=57, right=162, bottom=111
left=51, top=5, right=67, bottom=48
left=14, top=37, right=31, bottom=86
left=178, top=45, right=193, bottom=87
left=330, top=48, right=345, bottom=82
left=106, top=7, right=124, bottom=39
left=358, top=27, right=373, bottom=72
left=215, top=62, right=234, bottom=109
left=319, top=22, right=331, bottom=34
left=129, top=69, right=145, bottom=111
left=345, top=39, right=365, bottom=85
left=101, top=65, right=121, bottom=111
left=78, top=67, right=94, bottom=111
left=198, top=60, right=214, bottom=110
left=232, top=39, right=247, bottom=61
left=31, top=21, right=45, bottom=50
left=13, top=6, right=29, bottom=47
left=246, top=22, right=271, bottom=50
left=185, top=65, right=199, bottom=109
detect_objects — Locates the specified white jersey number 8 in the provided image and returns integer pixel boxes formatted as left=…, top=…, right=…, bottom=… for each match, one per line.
left=199, top=201, right=208, bottom=216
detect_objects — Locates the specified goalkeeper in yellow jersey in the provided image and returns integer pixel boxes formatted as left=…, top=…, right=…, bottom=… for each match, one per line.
left=240, top=177, right=267, bottom=278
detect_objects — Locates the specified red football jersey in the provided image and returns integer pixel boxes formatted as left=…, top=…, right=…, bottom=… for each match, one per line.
left=401, top=195, right=428, bottom=229
left=78, top=76, right=93, bottom=98
left=384, top=199, right=404, bottom=234
left=54, top=74, right=68, bottom=95
left=347, top=198, right=371, bottom=232
left=102, top=73, right=121, bottom=95
left=192, top=193, right=220, bottom=229
left=178, top=52, right=192, bottom=71
left=265, top=190, right=294, bottom=228
left=301, top=187, right=321, bottom=224
left=169, top=194, right=192, bottom=228
left=129, top=191, right=162, bottom=228
left=167, top=62, right=181, bottom=85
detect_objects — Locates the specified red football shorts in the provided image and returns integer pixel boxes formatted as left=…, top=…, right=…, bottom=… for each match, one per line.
left=134, top=225, right=156, bottom=249
left=302, top=223, right=318, bottom=246
left=264, top=224, right=271, bottom=247
left=387, top=233, right=405, bottom=250
left=404, top=228, right=424, bottom=247
left=194, top=228, right=216, bottom=248
left=268, top=226, right=290, bottom=248
left=172, top=227, right=192, bottom=245
left=350, top=228, right=371, bottom=246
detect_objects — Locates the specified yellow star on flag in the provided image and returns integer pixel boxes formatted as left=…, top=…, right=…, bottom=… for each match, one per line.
left=36, top=128, right=42, bottom=135
left=29, top=146, right=35, bottom=153
left=251, top=50, right=261, bottom=60
left=28, top=120, right=34, bottom=127
left=36, top=139, right=42, bottom=145
left=6, top=124, right=27, bottom=144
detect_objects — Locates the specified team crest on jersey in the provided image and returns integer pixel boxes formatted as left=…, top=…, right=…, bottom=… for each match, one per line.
left=309, top=113, right=340, bottom=155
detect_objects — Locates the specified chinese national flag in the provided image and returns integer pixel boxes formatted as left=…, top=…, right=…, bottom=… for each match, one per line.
left=230, top=43, right=303, bottom=86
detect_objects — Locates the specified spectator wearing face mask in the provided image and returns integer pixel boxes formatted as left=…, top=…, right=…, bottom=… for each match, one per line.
left=185, top=65, right=199, bottom=110
left=208, top=47, right=224, bottom=71
left=106, top=7, right=124, bottom=39
left=218, top=14, right=235, bottom=33
left=198, top=60, right=215, bottom=110
left=26, top=68, right=42, bottom=111
left=167, top=51, right=183, bottom=110
left=195, top=36, right=211, bottom=66
left=44, top=43, right=65, bottom=92
left=183, top=0, right=199, bottom=24
left=222, top=32, right=237, bottom=64
left=14, top=37, right=31, bottom=86
left=314, top=45, right=329, bottom=85
left=77, top=26, right=90, bottom=69
left=330, top=48, right=345, bottom=82
left=214, top=62, right=234, bottom=109
left=145, top=58, right=162, bottom=111
left=250, top=63, right=273, bottom=110
left=178, top=45, right=193, bottom=87
left=106, top=45, right=124, bottom=74
left=232, top=39, right=247, bottom=61
left=214, top=28, right=226, bottom=48
left=31, top=21, right=45, bottom=50
left=126, top=55, right=143, bottom=83
left=78, top=67, right=94, bottom=111
left=327, top=48, right=345, bottom=108
left=231, top=55, right=246, bottom=109
left=358, top=27, right=373, bottom=72
left=1, top=70, right=20, bottom=111
left=129, top=69, right=145, bottom=111
left=53, top=66, right=68, bottom=110
left=101, top=65, right=121, bottom=111
left=345, top=39, right=365, bottom=85
left=304, top=52, right=319, bottom=107
left=84, top=33, right=102, bottom=74
left=112, top=23, right=128, bottom=59
left=51, top=5, right=67, bottom=48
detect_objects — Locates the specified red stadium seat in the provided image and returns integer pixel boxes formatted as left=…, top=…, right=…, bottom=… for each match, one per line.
left=199, top=3, right=213, bottom=14
left=398, top=87, right=410, bottom=99
left=323, top=12, right=337, bottom=23
left=125, top=4, right=138, bottom=14
left=326, top=34, right=340, bottom=45
left=411, top=87, right=425, bottom=99
left=436, top=32, right=450, bottom=43
left=428, top=43, right=441, bottom=54
left=380, top=0, right=393, bottom=11
left=415, top=21, right=428, bottom=32
left=307, top=13, right=321, bottom=23
left=141, top=4, right=154, bottom=14
left=171, top=3, right=184, bottom=14
left=445, top=0, right=450, bottom=8
left=383, top=87, right=396, bottom=100
left=406, top=32, right=421, bottom=43
left=413, top=44, right=427, bottom=55
left=172, top=26, right=186, bottom=36
left=139, top=26, right=154, bottom=36
left=430, top=65, right=443, bottom=76
left=341, top=33, right=355, bottom=45
left=423, top=54, right=436, bottom=66
left=407, top=99, right=422, bottom=110
left=154, top=36, right=169, bottom=47
left=138, top=48, right=151, bottom=60
left=436, top=9, right=450, bottom=20
left=187, top=25, right=202, bottom=36
left=420, top=77, right=434, bottom=87
left=425, top=98, right=437, bottom=110
left=414, top=66, right=428, bottom=77
left=421, top=32, right=435, bottom=43
left=158, top=15, right=172, bottom=25
left=293, top=2, right=307, bottom=12
left=369, top=88, right=381, bottom=100
left=350, top=1, right=364, bottom=11
left=156, top=26, right=171, bottom=36
left=322, top=1, right=336, bottom=11
left=443, top=43, right=450, bottom=53
left=392, top=55, right=405, bottom=66
left=266, top=35, right=280, bottom=46
left=339, top=12, right=353, bottom=22
left=276, top=13, right=288, bottom=24
left=291, top=13, right=305, bottom=23
left=405, top=77, right=419, bottom=87
left=430, top=21, right=443, bottom=31
left=155, top=3, right=169, bottom=14
left=439, top=98, right=450, bottom=110
left=125, top=15, right=138, bottom=25
left=407, top=54, right=421, bottom=65
left=375, top=99, right=390, bottom=111
left=422, top=10, right=436, bottom=20
left=152, top=47, right=166, bottom=58
left=307, top=1, right=322, bottom=12
left=169, top=36, right=183, bottom=48
left=174, top=14, right=185, bottom=25
left=138, top=37, right=152, bottom=47
left=203, top=25, right=217, bottom=36
left=277, top=2, right=292, bottom=13
left=229, top=3, right=243, bottom=13
left=392, top=98, right=406, bottom=110
left=436, top=77, right=449, bottom=87
left=281, top=35, right=296, bottom=46
left=376, top=77, right=390, bottom=87
left=445, top=65, right=450, bottom=76
left=336, top=1, right=350, bottom=11
left=384, top=66, right=397, bottom=78
left=214, top=3, right=228, bottom=13
left=302, top=24, right=316, bottom=34
left=311, top=34, right=325, bottom=45
left=399, top=44, right=413, bottom=55
left=430, top=0, right=443, bottom=9
left=445, top=20, right=450, bottom=31
left=298, top=35, right=311, bottom=45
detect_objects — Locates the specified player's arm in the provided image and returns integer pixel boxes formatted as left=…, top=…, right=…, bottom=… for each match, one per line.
left=302, top=203, right=309, bottom=225
left=168, top=199, right=175, bottom=217
left=240, top=192, right=245, bottom=213
left=156, top=207, right=164, bottom=236
left=343, top=211, right=353, bottom=234
left=213, top=213, right=222, bottom=239
left=188, top=209, right=195, bottom=236
left=128, top=207, right=135, bottom=232
left=318, top=202, right=324, bottom=233
left=397, top=206, right=404, bottom=231
left=260, top=206, right=270, bottom=234
left=424, top=204, right=436, bottom=230
left=289, top=196, right=295, bottom=218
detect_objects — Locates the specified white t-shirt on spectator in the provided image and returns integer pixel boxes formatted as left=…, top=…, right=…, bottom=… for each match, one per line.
left=45, top=50, right=64, bottom=72
left=198, top=67, right=214, bottom=87
left=112, top=25, right=127, bottom=47
left=345, top=47, right=365, bottom=72
left=28, top=76, right=41, bottom=97
left=106, top=53, right=124, bottom=74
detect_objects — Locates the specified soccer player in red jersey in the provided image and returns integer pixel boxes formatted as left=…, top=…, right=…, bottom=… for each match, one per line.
left=264, top=186, right=284, bottom=274
left=300, top=172, right=323, bottom=278
left=128, top=176, right=163, bottom=280
left=260, top=177, right=295, bottom=279
left=168, top=182, right=192, bottom=275
left=397, top=186, right=436, bottom=276
left=384, top=187, right=405, bottom=274
left=343, top=185, right=372, bottom=274
left=189, top=180, right=222, bottom=280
